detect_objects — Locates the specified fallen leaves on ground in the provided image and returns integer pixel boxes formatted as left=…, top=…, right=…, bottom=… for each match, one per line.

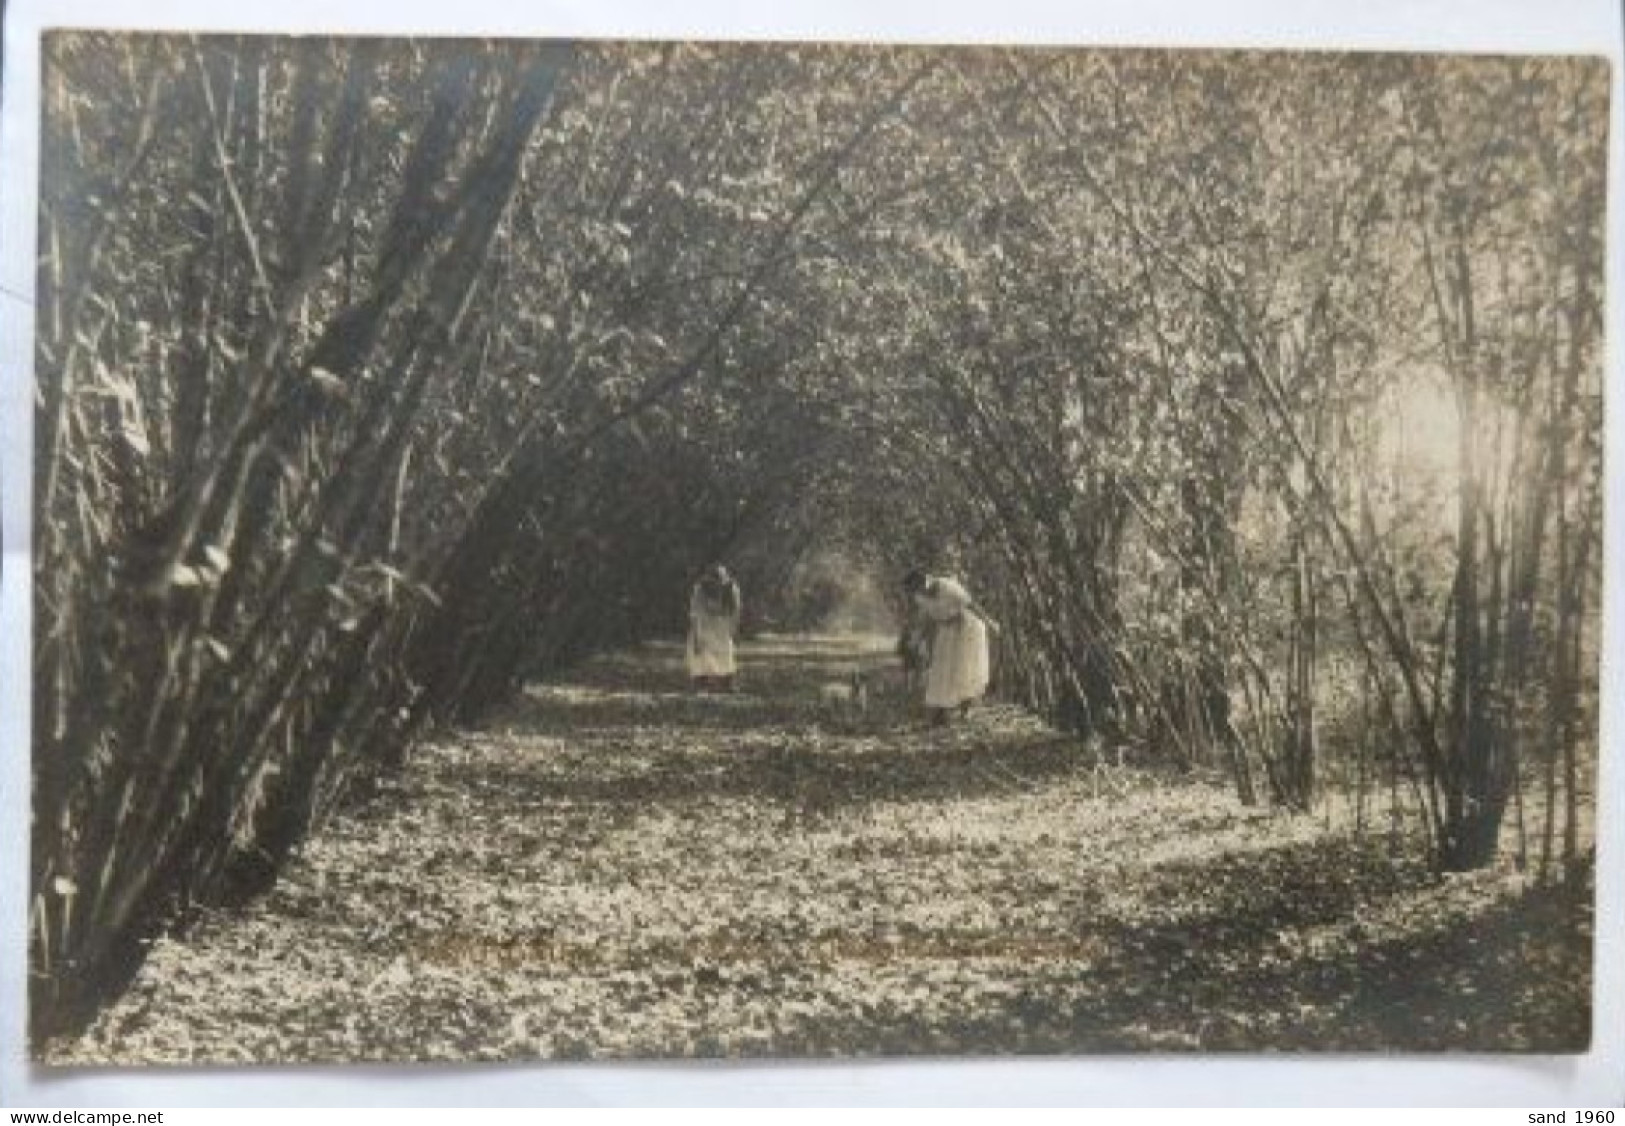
left=47, top=638, right=1592, bottom=1064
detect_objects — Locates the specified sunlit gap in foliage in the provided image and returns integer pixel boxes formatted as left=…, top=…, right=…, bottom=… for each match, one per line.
left=1367, top=369, right=1518, bottom=532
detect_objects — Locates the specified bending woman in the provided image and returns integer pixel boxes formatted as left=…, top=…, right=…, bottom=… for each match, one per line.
left=902, top=569, right=996, bottom=724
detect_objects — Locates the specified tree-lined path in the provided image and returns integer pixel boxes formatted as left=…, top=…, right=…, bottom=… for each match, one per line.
left=31, top=37, right=1602, bottom=1055
left=51, top=638, right=1589, bottom=1063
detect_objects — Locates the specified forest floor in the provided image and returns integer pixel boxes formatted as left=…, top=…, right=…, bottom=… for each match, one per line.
left=48, top=637, right=1592, bottom=1064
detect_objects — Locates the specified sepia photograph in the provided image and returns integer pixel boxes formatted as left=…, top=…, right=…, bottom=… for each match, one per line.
left=22, top=28, right=1607, bottom=1069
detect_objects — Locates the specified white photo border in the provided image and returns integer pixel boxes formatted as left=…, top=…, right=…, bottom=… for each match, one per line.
left=1, top=0, right=1620, bottom=1107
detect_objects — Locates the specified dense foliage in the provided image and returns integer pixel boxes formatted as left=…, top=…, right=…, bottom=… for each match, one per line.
left=32, top=36, right=1604, bottom=1038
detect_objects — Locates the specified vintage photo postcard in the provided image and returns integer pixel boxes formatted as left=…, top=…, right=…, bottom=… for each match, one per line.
left=20, top=27, right=1608, bottom=1069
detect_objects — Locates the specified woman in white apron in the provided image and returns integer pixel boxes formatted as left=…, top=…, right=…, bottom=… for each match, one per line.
left=902, top=569, right=996, bottom=724
left=687, top=564, right=741, bottom=690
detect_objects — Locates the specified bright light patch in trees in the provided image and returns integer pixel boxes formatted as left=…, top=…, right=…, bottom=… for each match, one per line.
left=1387, top=376, right=1461, bottom=480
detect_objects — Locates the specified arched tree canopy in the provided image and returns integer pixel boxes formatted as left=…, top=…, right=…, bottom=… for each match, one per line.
left=32, top=36, right=1605, bottom=1036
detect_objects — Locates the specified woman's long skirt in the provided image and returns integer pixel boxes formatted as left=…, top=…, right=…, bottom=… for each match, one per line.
left=924, top=613, right=989, bottom=709
left=686, top=611, right=737, bottom=679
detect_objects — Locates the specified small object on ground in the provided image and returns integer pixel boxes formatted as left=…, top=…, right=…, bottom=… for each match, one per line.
left=819, top=668, right=869, bottom=712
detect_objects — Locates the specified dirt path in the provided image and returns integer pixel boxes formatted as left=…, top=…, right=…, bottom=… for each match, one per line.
left=50, top=637, right=1590, bottom=1063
